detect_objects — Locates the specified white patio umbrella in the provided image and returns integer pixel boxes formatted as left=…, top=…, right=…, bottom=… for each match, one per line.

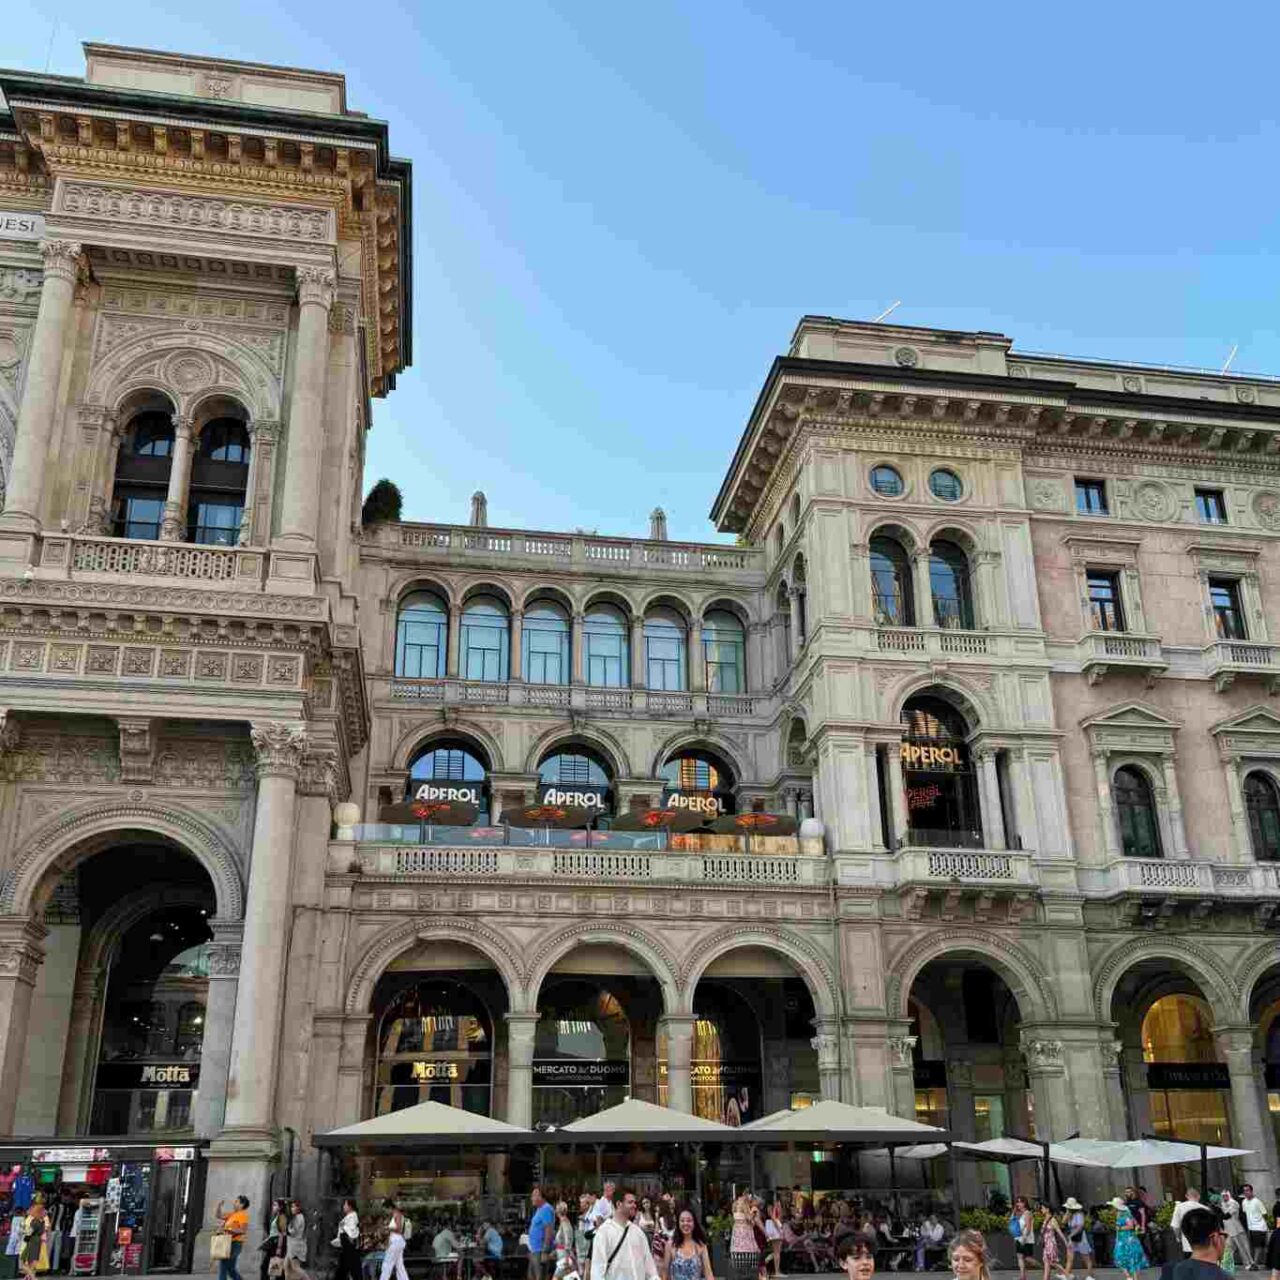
left=1053, top=1136, right=1254, bottom=1192
left=952, top=1137, right=1111, bottom=1167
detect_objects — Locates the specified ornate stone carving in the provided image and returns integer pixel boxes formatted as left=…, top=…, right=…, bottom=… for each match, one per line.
left=809, top=1032, right=839, bottom=1063
left=38, top=239, right=83, bottom=285
left=0, top=269, right=41, bottom=305
left=250, top=722, right=307, bottom=779
left=296, top=266, right=336, bottom=309
left=1021, top=1036, right=1065, bottom=1067
left=1253, top=491, right=1280, bottom=530
left=116, top=717, right=157, bottom=785
left=0, top=731, right=120, bottom=784
left=299, top=746, right=339, bottom=800
left=1029, top=478, right=1066, bottom=512
left=946, top=1058, right=974, bottom=1088
left=153, top=741, right=255, bottom=791
left=0, top=711, right=20, bottom=756
left=887, top=1034, right=918, bottom=1068
left=1237, top=386, right=1258, bottom=404
left=894, top=346, right=920, bottom=368
left=1134, top=481, right=1174, bottom=522
left=206, top=943, right=242, bottom=975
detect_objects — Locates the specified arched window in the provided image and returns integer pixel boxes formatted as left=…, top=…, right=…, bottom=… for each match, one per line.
left=523, top=599, right=570, bottom=685
left=774, top=524, right=785, bottom=556
left=899, top=695, right=982, bottom=848
left=644, top=608, right=687, bottom=690
left=1113, top=765, right=1163, bottom=858
left=538, top=746, right=614, bottom=815
left=112, top=410, right=175, bottom=540
left=533, top=981, right=630, bottom=1126
left=1245, top=771, right=1280, bottom=862
left=870, top=536, right=915, bottom=627
left=395, top=590, right=448, bottom=679
left=929, top=539, right=974, bottom=630
left=660, top=749, right=737, bottom=815
left=460, top=595, right=510, bottom=682
left=790, top=493, right=801, bottom=527
left=188, top=418, right=251, bottom=545
left=793, top=557, right=809, bottom=645
left=584, top=604, right=629, bottom=687
left=703, top=610, right=746, bottom=693
left=407, top=740, right=490, bottom=819
left=657, top=981, right=762, bottom=1123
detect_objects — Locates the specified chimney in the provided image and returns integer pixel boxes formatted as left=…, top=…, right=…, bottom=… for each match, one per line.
left=649, top=507, right=668, bottom=541
left=470, top=491, right=488, bottom=528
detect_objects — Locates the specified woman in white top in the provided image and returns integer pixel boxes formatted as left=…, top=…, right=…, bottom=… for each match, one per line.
left=333, top=1200, right=360, bottom=1280
left=764, top=1204, right=783, bottom=1279
left=1012, top=1198, right=1035, bottom=1280
left=379, top=1202, right=409, bottom=1280
left=1062, top=1198, right=1094, bottom=1280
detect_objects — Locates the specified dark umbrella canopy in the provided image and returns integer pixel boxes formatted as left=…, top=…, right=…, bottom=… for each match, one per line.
left=613, top=807, right=708, bottom=833
left=503, top=803, right=597, bottom=829
left=380, top=800, right=480, bottom=826
left=710, top=812, right=798, bottom=835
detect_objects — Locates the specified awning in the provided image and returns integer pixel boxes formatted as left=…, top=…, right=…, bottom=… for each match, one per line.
left=314, top=1099, right=537, bottom=1151
left=556, top=1097, right=737, bottom=1143
left=952, top=1137, right=1109, bottom=1168
left=1052, top=1137, right=1252, bottom=1167
left=741, top=1099, right=949, bottom=1145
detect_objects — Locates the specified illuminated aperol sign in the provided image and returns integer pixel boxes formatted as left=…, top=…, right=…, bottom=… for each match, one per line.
left=900, top=741, right=967, bottom=771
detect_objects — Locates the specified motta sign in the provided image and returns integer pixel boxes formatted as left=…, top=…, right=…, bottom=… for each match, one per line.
left=538, top=784, right=609, bottom=810
left=900, top=740, right=966, bottom=771
left=532, top=1059, right=629, bottom=1086
left=0, top=211, right=44, bottom=242
left=412, top=783, right=482, bottom=806
left=664, top=790, right=726, bottom=816
left=96, top=1062, right=200, bottom=1090
left=410, top=1060, right=460, bottom=1082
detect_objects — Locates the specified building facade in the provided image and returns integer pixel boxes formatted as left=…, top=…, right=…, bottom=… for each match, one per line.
left=2, top=39, right=1280, bottom=1261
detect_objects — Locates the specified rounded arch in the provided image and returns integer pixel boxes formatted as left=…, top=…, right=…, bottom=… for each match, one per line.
left=522, top=921, right=681, bottom=1016
left=649, top=728, right=748, bottom=784
left=1092, top=936, right=1238, bottom=1026
left=639, top=591, right=695, bottom=624
left=346, top=917, right=524, bottom=1015
left=520, top=583, right=575, bottom=615
left=890, top=675, right=991, bottom=731
left=189, top=392, right=251, bottom=436
left=393, top=577, right=454, bottom=610
left=699, top=595, right=753, bottom=627
left=783, top=713, right=810, bottom=770
left=583, top=588, right=639, bottom=620
left=459, top=580, right=515, bottom=610
left=391, top=722, right=504, bottom=774
left=681, top=926, right=839, bottom=1021
left=885, top=928, right=1058, bottom=1023
left=1240, top=945, right=1280, bottom=1024
left=523, top=723, right=632, bottom=779
left=113, top=387, right=177, bottom=422
left=0, top=800, right=245, bottom=922
left=80, top=885, right=214, bottom=976
left=866, top=519, right=924, bottom=555
left=922, top=519, right=984, bottom=555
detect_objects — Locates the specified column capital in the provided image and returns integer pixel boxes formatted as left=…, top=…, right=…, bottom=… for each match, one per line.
left=887, top=1034, right=918, bottom=1070
left=298, top=745, right=340, bottom=800
left=0, top=916, right=47, bottom=986
left=248, top=418, right=282, bottom=445
left=1213, top=1025, right=1259, bottom=1058
left=38, top=238, right=84, bottom=285
left=296, top=265, right=336, bottom=309
left=207, top=942, right=242, bottom=977
left=170, top=414, right=195, bottom=443
left=249, top=721, right=308, bottom=779
left=1020, top=1032, right=1065, bottom=1069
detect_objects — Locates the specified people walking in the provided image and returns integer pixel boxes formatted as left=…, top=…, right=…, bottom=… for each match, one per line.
left=730, top=1195, right=760, bottom=1280
left=1173, top=1191, right=1204, bottom=1260
left=1012, top=1198, right=1036, bottom=1280
left=1063, top=1199, right=1094, bottom=1280
left=261, top=1201, right=288, bottom=1280
left=590, top=1189, right=657, bottom=1280
left=528, top=1187, right=556, bottom=1280
left=578, top=1195, right=597, bottom=1270
left=1110, top=1196, right=1149, bottom=1280
left=1241, top=1188, right=1270, bottom=1268
left=663, top=1208, right=714, bottom=1280
left=333, top=1200, right=361, bottom=1280
left=554, top=1202, right=577, bottom=1277
left=1167, top=1207, right=1232, bottom=1280
left=285, top=1199, right=311, bottom=1280
left=216, top=1197, right=251, bottom=1280
left=949, top=1230, right=993, bottom=1280
left=1040, top=1209, right=1069, bottom=1280
left=1221, top=1191, right=1255, bottom=1269
left=378, top=1200, right=409, bottom=1280
left=18, top=1201, right=48, bottom=1280
left=764, top=1201, right=784, bottom=1278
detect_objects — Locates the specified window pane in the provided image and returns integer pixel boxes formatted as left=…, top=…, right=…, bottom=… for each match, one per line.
left=870, top=537, right=914, bottom=626
left=114, top=495, right=165, bottom=541
left=1195, top=489, right=1226, bottom=524
left=461, top=598, right=509, bottom=681
left=1246, top=773, right=1280, bottom=861
left=1210, top=579, right=1246, bottom=640
left=1075, top=479, right=1108, bottom=514
left=189, top=501, right=242, bottom=546
left=644, top=612, right=686, bottom=690
left=1114, top=766, right=1162, bottom=858
left=396, top=593, right=448, bottom=679
left=870, top=465, right=903, bottom=497
left=929, top=469, right=962, bottom=501
left=929, top=541, right=973, bottom=629
left=703, top=610, right=745, bottom=693
left=1087, top=572, right=1125, bottom=632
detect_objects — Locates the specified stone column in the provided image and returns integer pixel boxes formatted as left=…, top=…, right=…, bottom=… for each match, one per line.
left=2, top=240, right=82, bottom=530
left=1093, top=751, right=1120, bottom=859
left=747, top=622, right=767, bottom=693
left=84, top=410, right=122, bottom=535
left=570, top=612, right=584, bottom=684
left=690, top=619, right=706, bottom=692
left=1222, top=756, right=1250, bottom=861
left=1022, top=1034, right=1072, bottom=1140
left=1161, top=756, right=1189, bottom=857
left=1216, top=1026, right=1277, bottom=1200
left=509, top=609, right=524, bottom=682
left=978, top=751, right=1007, bottom=850
left=504, top=1012, right=540, bottom=1128
left=660, top=1014, right=696, bottom=1114
left=221, top=722, right=305, bottom=1135
left=277, top=267, right=335, bottom=548
left=887, top=741, right=910, bottom=849
left=0, top=918, right=47, bottom=1132
left=160, top=416, right=196, bottom=542
left=1099, top=1039, right=1128, bottom=1138
left=812, top=1023, right=843, bottom=1102
left=194, top=925, right=242, bottom=1138
left=912, top=553, right=933, bottom=627
left=788, top=590, right=803, bottom=656
left=447, top=604, right=462, bottom=677
left=336, top=1016, right=372, bottom=1128
left=238, top=420, right=280, bottom=546
left=630, top=616, right=645, bottom=689
left=887, top=1034, right=918, bottom=1120
left=55, top=964, right=107, bottom=1132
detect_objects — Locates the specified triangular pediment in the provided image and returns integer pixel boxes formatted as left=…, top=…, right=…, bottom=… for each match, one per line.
left=1210, top=705, right=1280, bottom=737
left=1080, top=702, right=1182, bottom=732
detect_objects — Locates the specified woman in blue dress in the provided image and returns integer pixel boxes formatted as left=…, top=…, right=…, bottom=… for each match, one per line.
left=1110, top=1197, right=1149, bottom=1280
left=663, top=1210, right=714, bottom=1280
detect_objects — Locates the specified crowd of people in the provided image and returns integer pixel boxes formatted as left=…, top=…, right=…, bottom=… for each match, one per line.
left=208, top=1180, right=1280, bottom=1280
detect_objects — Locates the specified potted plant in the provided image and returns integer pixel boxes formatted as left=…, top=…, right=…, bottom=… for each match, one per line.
left=705, top=1213, right=733, bottom=1279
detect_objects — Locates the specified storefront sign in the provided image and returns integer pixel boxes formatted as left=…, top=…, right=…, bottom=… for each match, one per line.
left=664, top=790, right=727, bottom=816
left=412, top=783, right=482, bottom=806
left=96, top=1062, right=200, bottom=1089
left=913, top=1060, right=948, bottom=1088
left=32, top=1147, right=111, bottom=1163
left=900, top=741, right=966, bottom=771
left=532, top=1059, right=629, bottom=1086
left=538, top=784, right=610, bottom=810
left=410, top=1061, right=460, bottom=1082
left=155, top=1147, right=196, bottom=1162
left=1147, top=1063, right=1230, bottom=1090
left=0, top=211, right=44, bottom=242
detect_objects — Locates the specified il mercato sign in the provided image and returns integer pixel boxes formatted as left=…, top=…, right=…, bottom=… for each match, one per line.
left=0, top=211, right=45, bottom=242
left=532, top=1059, right=629, bottom=1086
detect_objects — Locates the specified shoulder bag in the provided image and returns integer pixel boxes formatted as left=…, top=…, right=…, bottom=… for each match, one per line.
left=602, top=1224, right=631, bottom=1279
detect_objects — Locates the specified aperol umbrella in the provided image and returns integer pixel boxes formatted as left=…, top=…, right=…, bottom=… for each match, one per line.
left=612, top=807, right=708, bottom=833
left=710, top=812, right=798, bottom=836
left=502, top=803, right=597, bottom=830
left=379, top=800, right=480, bottom=826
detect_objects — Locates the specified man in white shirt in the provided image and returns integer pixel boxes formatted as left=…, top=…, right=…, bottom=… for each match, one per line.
left=590, top=1190, right=657, bottom=1280
left=590, top=1184, right=616, bottom=1231
left=1171, top=1189, right=1202, bottom=1257
left=1242, top=1185, right=1269, bottom=1261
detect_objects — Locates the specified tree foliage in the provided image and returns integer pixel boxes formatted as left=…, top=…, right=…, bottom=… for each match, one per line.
left=361, top=478, right=403, bottom=526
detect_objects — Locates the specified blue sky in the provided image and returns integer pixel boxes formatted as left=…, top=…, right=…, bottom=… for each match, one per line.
left=8, top=1, right=1280, bottom=542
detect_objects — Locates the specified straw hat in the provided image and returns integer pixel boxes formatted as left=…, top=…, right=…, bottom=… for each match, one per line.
left=1064, top=1198, right=1083, bottom=1212
left=1109, top=1198, right=1127, bottom=1211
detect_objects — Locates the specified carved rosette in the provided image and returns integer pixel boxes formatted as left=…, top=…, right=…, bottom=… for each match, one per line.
left=249, top=721, right=308, bottom=780
left=296, top=266, right=336, bottom=311
left=38, top=238, right=84, bottom=286
left=887, top=1034, right=918, bottom=1069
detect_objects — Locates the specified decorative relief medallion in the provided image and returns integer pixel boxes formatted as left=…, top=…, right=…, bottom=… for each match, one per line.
left=164, top=351, right=216, bottom=393
left=1007, top=363, right=1027, bottom=377
left=1122, top=375, right=1143, bottom=393
left=893, top=345, right=920, bottom=368
left=1254, top=491, right=1280, bottom=530
left=195, top=652, right=228, bottom=681
left=86, top=647, right=119, bottom=674
left=1237, top=386, right=1257, bottom=404
left=159, top=649, right=192, bottom=678
left=1029, top=478, right=1066, bottom=512
left=1134, top=481, right=1175, bottom=522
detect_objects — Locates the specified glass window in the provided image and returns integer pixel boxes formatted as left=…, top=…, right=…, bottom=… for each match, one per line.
left=1113, top=765, right=1162, bottom=858
left=461, top=596, right=510, bottom=681
left=1075, top=478, right=1108, bottom=515
left=870, top=536, right=915, bottom=626
left=409, top=744, right=487, bottom=783
left=533, top=982, right=630, bottom=1127
left=644, top=608, right=686, bottom=690
left=1088, top=571, right=1125, bottom=632
left=899, top=695, right=983, bottom=849
left=1195, top=489, right=1227, bottom=525
left=870, top=465, right=904, bottom=497
left=199, top=420, right=250, bottom=464
left=584, top=604, right=628, bottom=687
left=523, top=599, right=570, bottom=685
left=659, top=751, right=736, bottom=814
left=131, top=413, right=174, bottom=458
left=396, top=590, right=448, bottom=679
left=929, top=469, right=963, bottom=502
left=928, top=540, right=974, bottom=629
left=1210, top=579, right=1247, bottom=640
left=112, top=494, right=165, bottom=541
left=703, top=609, right=746, bottom=693
left=539, top=751, right=610, bottom=787
left=188, top=500, right=241, bottom=546
left=1245, top=772, right=1280, bottom=862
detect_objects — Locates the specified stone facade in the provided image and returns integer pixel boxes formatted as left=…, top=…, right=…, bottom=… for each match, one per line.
left=1, top=41, right=1280, bottom=1252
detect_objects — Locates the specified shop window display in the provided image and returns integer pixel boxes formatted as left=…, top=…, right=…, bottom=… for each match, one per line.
left=532, top=982, right=631, bottom=1126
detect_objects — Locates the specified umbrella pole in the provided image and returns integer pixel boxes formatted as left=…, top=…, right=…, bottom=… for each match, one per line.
left=595, top=1143, right=604, bottom=1185
left=889, top=1147, right=898, bottom=1217
left=749, top=1143, right=757, bottom=1191
left=1201, top=1142, right=1208, bottom=1197
left=694, top=1143, right=703, bottom=1211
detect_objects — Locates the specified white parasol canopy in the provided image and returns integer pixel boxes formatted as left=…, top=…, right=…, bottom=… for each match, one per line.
left=559, top=1097, right=736, bottom=1139
left=1052, top=1137, right=1252, bottom=1167
left=315, top=1098, right=535, bottom=1149
left=743, top=1099, right=947, bottom=1141
left=892, top=1143, right=950, bottom=1160
left=951, top=1137, right=1109, bottom=1167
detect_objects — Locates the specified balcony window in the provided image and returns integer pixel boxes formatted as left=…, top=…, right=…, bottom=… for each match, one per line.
left=1113, top=765, right=1162, bottom=858
left=395, top=590, right=448, bottom=679
left=928, top=540, right=974, bottom=630
left=584, top=604, right=628, bottom=687
left=1075, top=478, right=1109, bottom=515
left=132, top=415, right=175, bottom=458
left=1088, top=571, right=1126, bottom=632
left=1195, top=489, right=1227, bottom=525
left=523, top=600, right=570, bottom=685
left=460, top=596, right=510, bottom=682
left=188, top=501, right=241, bottom=546
left=703, top=610, right=746, bottom=693
left=1209, top=578, right=1247, bottom=640
left=870, top=536, right=915, bottom=627
left=112, top=494, right=165, bottom=541
left=644, top=608, right=687, bottom=691
left=1245, top=771, right=1280, bottom=862
left=187, top=418, right=250, bottom=547
left=899, top=695, right=983, bottom=848
left=111, top=409, right=176, bottom=541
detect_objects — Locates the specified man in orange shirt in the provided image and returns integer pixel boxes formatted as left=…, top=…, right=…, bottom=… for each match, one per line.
left=217, top=1196, right=251, bottom=1280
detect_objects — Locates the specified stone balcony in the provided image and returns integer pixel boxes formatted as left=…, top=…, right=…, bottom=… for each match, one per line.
left=36, top=532, right=270, bottom=591
left=1203, top=639, right=1280, bottom=693
left=873, top=626, right=999, bottom=658
left=1076, top=631, right=1167, bottom=686
left=1080, top=856, right=1280, bottom=923
left=373, top=674, right=767, bottom=718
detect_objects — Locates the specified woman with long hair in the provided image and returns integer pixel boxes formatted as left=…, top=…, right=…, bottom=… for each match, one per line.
left=663, top=1209, right=714, bottom=1280
left=285, top=1200, right=311, bottom=1280
left=949, top=1230, right=992, bottom=1280
left=1039, top=1209, right=1069, bottom=1280
left=333, top=1200, right=360, bottom=1280
left=837, top=1233, right=876, bottom=1280
left=729, top=1195, right=759, bottom=1280
left=18, top=1202, right=47, bottom=1280
left=553, top=1202, right=576, bottom=1277
left=261, top=1201, right=288, bottom=1280
left=764, top=1202, right=783, bottom=1279
left=1013, top=1198, right=1036, bottom=1280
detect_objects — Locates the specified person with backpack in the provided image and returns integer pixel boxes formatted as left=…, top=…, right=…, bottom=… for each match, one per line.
left=1012, top=1199, right=1036, bottom=1280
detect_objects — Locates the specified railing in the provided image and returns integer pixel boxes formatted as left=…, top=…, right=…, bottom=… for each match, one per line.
left=346, top=823, right=801, bottom=855
left=1207, top=640, right=1278, bottom=667
left=38, top=533, right=267, bottom=588
left=387, top=523, right=764, bottom=575
left=1076, top=632, right=1166, bottom=679
left=891, top=846, right=1035, bottom=887
left=874, top=627, right=992, bottom=657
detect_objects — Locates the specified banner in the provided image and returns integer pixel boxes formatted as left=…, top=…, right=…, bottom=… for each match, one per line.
left=95, top=1062, right=200, bottom=1090
left=1146, top=1063, right=1230, bottom=1090
left=532, top=1059, right=629, bottom=1087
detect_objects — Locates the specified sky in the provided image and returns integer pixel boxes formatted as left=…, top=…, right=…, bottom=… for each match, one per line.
left=8, top=2, right=1280, bottom=542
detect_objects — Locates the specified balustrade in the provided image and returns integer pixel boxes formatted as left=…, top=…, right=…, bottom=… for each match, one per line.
left=39, top=533, right=266, bottom=587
